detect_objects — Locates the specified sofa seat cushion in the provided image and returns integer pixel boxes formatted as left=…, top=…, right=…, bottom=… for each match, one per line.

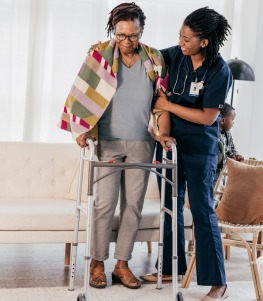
left=183, top=207, right=193, bottom=227
left=0, top=198, right=82, bottom=231
left=0, top=197, right=171, bottom=231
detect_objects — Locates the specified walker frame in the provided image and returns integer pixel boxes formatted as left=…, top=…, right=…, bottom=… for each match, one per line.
left=69, top=138, right=184, bottom=301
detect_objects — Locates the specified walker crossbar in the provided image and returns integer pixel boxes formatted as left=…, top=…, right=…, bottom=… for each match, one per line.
left=69, top=138, right=184, bottom=301
left=93, top=167, right=174, bottom=187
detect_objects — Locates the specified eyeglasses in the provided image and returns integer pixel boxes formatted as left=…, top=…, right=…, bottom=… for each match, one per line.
left=115, top=32, right=141, bottom=42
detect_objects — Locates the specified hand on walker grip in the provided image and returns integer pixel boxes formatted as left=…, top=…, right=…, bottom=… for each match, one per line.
left=76, top=132, right=93, bottom=148
left=165, top=141, right=173, bottom=148
left=160, top=134, right=176, bottom=152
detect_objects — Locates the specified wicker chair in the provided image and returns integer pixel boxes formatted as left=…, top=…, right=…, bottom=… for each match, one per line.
left=219, top=159, right=263, bottom=260
left=181, top=159, right=263, bottom=301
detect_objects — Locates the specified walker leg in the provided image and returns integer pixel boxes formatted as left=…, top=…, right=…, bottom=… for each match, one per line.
left=69, top=150, right=85, bottom=291
left=83, top=195, right=94, bottom=301
left=69, top=197, right=82, bottom=291
left=157, top=151, right=167, bottom=290
left=69, top=243, right=78, bottom=291
left=177, top=292, right=184, bottom=300
left=77, top=292, right=85, bottom=301
left=157, top=241, right=164, bottom=289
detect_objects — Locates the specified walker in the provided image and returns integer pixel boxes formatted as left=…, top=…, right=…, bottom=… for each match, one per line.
left=69, top=138, right=184, bottom=301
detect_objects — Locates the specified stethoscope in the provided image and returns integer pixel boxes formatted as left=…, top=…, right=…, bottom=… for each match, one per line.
left=172, top=56, right=208, bottom=95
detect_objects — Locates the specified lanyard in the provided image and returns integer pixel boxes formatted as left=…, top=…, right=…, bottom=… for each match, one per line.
left=195, top=68, right=208, bottom=90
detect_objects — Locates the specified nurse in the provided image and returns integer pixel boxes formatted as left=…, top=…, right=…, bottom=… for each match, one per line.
left=140, top=7, right=232, bottom=301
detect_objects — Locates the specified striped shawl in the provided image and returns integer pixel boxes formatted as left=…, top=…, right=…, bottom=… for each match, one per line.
left=58, top=38, right=167, bottom=141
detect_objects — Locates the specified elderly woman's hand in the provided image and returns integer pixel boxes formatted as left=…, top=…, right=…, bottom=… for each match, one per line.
left=154, top=88, right=170, bottom=111
left=76, top=132, right=93, bottom=148
left=159, top=134, right=176, bottom=152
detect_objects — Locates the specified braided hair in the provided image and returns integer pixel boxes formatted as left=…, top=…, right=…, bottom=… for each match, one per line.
left=106, top=2, right=146, bottom=37
left=184, top=7, right=231, bottom=66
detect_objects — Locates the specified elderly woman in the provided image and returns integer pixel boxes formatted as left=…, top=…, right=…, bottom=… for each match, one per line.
left=59, top=2, right=166, bottom=290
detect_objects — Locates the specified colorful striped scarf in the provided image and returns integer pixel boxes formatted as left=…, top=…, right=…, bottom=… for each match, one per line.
left=58, top=38, right=167, bottom=141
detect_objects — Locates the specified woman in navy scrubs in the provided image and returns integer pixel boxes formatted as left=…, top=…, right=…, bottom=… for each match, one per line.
left=141, top=7, right=232, bottom=301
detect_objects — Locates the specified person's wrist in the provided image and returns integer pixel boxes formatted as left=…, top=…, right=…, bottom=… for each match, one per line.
left=163, top=100, right=171, bottom=111
left=159, top=133, right=168, bottom=138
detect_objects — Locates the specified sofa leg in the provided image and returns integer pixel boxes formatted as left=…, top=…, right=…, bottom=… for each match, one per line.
left=147, top=242, right=152, bottom=253
left=64, top=243, right=71, bottom=265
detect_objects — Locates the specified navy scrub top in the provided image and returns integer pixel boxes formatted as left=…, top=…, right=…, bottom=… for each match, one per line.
left=161, top=45, right=232, bottom=155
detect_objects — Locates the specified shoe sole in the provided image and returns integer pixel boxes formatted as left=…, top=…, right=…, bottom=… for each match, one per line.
left=112, top=273, right=141, bottom=289
left=89, top=282, right=107, bottom=289
left=140, top=274, right=181, bottom=282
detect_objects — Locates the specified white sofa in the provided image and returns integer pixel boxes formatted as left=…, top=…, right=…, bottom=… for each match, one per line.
left=0, top=142, right=193, bottom=262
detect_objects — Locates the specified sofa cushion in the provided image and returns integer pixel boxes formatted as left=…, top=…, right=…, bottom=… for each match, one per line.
left=0, top=197, right=162, bottom=231
left=0, top=198, right=83, bottom=231
left=183, top=207, right=193, bottom=227
left=0, top=142, right=79, bottom=198
left=216, top=158, right=263, bottom=225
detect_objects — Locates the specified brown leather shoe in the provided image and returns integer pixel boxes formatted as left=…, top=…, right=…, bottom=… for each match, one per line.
left=112, top=266, right=141, bottom=289
left=89, top=266, right=107, bottom=289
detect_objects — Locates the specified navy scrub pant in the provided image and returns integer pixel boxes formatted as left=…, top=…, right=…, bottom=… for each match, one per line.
left=155, top=142, right=226, bottom=286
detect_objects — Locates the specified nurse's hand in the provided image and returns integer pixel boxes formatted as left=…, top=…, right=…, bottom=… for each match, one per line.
left=159, top=134, right=176, bottom=152
left=154, top=88, right=170, bottom=111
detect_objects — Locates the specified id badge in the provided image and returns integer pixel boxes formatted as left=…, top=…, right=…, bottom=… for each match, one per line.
left=189, top=82, right=199, bottom=97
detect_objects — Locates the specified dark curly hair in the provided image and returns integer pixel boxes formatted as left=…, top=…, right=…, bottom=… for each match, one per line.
left=184, top=7, right=231, bottom=66
left=106, top=2, right=146, bottom=37
left=221, top=103, right=235, bottom=117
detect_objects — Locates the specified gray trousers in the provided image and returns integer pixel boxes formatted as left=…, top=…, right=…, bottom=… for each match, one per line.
left=91, top=140, right=155, bottom=261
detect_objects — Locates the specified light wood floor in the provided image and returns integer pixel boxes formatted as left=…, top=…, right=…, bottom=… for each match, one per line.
left=0, top=242, right=262, bottom=289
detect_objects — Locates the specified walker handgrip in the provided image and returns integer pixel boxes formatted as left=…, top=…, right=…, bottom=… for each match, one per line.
left=85, top=138, right=94, bottom=147
left=84, top=138, right=95, bottom=161
left=166, top=141, right=172, bottom=148
left=165, top=141, right=177, bottom=163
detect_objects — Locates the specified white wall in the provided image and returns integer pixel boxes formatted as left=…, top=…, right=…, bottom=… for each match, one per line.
left=249, top=0, right=263, bottom=160
left=227, top=0, right=261, bottom=160
left=2, top=0, right=262, bottom=159
left=48, top=0, right=239, bottom=143
left=109, top=0, right=263, bottom=160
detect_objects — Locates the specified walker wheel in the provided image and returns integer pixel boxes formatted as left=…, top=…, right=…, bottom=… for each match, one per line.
left=77, top=293, right=85, bottom=301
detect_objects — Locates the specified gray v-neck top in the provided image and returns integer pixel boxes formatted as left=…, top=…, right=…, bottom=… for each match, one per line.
left=98, top=58, right=154, bottom=140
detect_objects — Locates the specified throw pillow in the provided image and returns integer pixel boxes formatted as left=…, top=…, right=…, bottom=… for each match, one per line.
left=216, top=158, right=263, bottom=225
